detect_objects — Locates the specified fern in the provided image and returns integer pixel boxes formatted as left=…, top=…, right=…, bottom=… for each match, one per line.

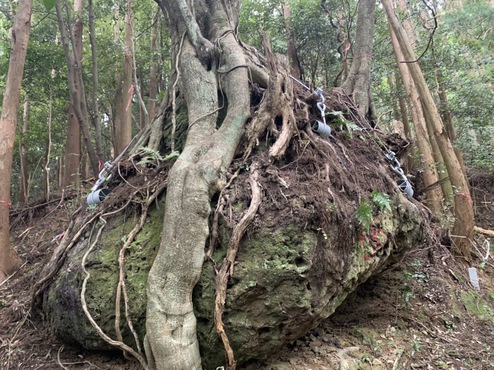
left=135, top=148, right=179, bottom=165
left=371, top=190, right=392, bottom=212
left=356, top=200, right=373, bottom=232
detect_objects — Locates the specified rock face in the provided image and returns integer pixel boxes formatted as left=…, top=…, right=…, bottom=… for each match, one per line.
left=42, top=127, right=426, bottom=368
left=43, top=179, right=424, bottom=369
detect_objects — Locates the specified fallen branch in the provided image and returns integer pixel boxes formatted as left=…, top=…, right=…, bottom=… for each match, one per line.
left=214, top=166, right=262, bottom=370
left=474, top=226, right=494, bottom=238
left=32, top=210, right=100, bottom=305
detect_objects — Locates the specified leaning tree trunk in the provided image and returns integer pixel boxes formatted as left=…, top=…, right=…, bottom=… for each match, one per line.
left=383, top=0, right=474, bottom=261
left=145, top=1, right=251, bottom=368
left=57, top=0, right=99, bottom=180
left=387, top=22, right=444, bottom=214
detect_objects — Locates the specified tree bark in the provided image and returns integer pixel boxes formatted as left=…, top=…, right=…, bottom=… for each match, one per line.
left=0, top=0, right=32, bottom=282
left=341, top=0, right=376, bottom=119
left=383, top=0, right=475, bottom=261
left=145, top=1, right=250, bottom=368
left=19, top=96, right=30, bottom=205
left=387, top=21, right=443, bottom=214
left=114, top=0, right=134, bottom=155
left=61, top=0, right=82, bottom=187
left=44, top=86, right=53, bottom=203
left=88, top=0, right=103, bottom=159
left=148, top=9, right=160, bottom=121
left=57, top=0, right=99, bottom=185
left=283, top=2, right=302, bottom=80
left=395, top=73, right=412, bottom=140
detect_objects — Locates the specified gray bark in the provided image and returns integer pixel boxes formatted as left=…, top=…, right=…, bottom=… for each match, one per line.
left=145, top=1, right=250, bottom=368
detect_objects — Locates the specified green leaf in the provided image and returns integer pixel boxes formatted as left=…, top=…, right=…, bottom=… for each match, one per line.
left=356, top=200, right=373, bottom=232
left=371, top=190, right=392, bottom=212
left=43, top=0, right=56, bottom=11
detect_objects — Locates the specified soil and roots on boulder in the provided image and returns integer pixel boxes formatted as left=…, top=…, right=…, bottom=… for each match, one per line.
left=33, top=1, right=427, bottom=369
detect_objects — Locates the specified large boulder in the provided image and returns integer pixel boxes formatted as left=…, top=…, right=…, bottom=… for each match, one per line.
left=42, top=139, right=425, bottom=368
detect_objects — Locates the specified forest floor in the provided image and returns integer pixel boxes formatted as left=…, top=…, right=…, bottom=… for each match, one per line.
left=1, top=170, right=493, bottom=370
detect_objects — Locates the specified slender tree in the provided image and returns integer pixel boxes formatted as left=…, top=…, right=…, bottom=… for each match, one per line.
left=341, top=0, right=376, bottom=119
left=44, top=85, right=53, bottom=203
left=57, top=0, right=99, bottom=185
left=0, top=0, right=33, bottom=282
left=388, top=19, right=444, bottom=213
left=88, top=0, right=103, bottom=159
left=148, top=9, right=160, bottom=121
left=61, top=0, right=82, bottom=187
left=19, top=97, right=30, bottom=205
left=114, top=0, right=134, bottom=154
left=383, top=0, right=475, bottom=260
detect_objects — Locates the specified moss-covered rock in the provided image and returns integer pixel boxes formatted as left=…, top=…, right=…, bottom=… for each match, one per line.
left=43, top=205, right=164, bottom=349
left=43, top=188, right=424, bottom=368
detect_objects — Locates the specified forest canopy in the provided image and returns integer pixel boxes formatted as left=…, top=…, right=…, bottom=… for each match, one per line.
left=0, top=0, right=492, bottom=203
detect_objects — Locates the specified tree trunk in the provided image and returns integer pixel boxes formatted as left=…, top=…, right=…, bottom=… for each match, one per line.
left=19, top=96, right=30, bottom=205
left=387, top=73, right=400, bottom=121
left=44, top=86, right=53, bottom=203
left=145, top=1, right=250, bottom=368
left=341, top=0, right=376, bottom=119
left=283, top=2, right=302, bottom=80
left=0, top=0, right=32, bottom=282
left=58, top=0, right=99, bottom=185
left=61, top=0, right=82, bottom=187
left=383, top=0, right=475, bottom=261
left=387, top=22, right=444, bottom=214
left=112, top=5, right=123, bottom=155
left=395, top=73, right=411, bottom=140
left=432, top=46, right=467, bottom=176
left=88, top=0, right=103, bottom=160
left=395, top=0, right=453, bottom=208
left=148, top=9, right=160, bottom=121
left=337, top=11, right=349, bottom=85
left=114, top=0, right=134, bottom=155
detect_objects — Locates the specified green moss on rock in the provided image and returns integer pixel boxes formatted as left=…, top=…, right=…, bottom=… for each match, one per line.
left=44, top=190, right=424, bottom=368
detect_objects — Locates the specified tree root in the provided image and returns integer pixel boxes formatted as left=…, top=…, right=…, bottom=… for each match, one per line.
left=80, top=214, right=149, bottom=370
left=114, top=182, right=167, bottom=359
left=214, top=166, right=262, bottom=370
left=244, top=35, right=296, bottom=161
left=208, top=168, right=241, bottom=261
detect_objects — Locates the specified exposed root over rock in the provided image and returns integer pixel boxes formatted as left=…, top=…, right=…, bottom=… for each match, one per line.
left=214, top=166, right=262, bottom=370
left=32, top=42, right=427, bottom=370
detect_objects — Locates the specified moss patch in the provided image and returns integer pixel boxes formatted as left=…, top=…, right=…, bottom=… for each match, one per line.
left=44, top=204, right=165, bottom=349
